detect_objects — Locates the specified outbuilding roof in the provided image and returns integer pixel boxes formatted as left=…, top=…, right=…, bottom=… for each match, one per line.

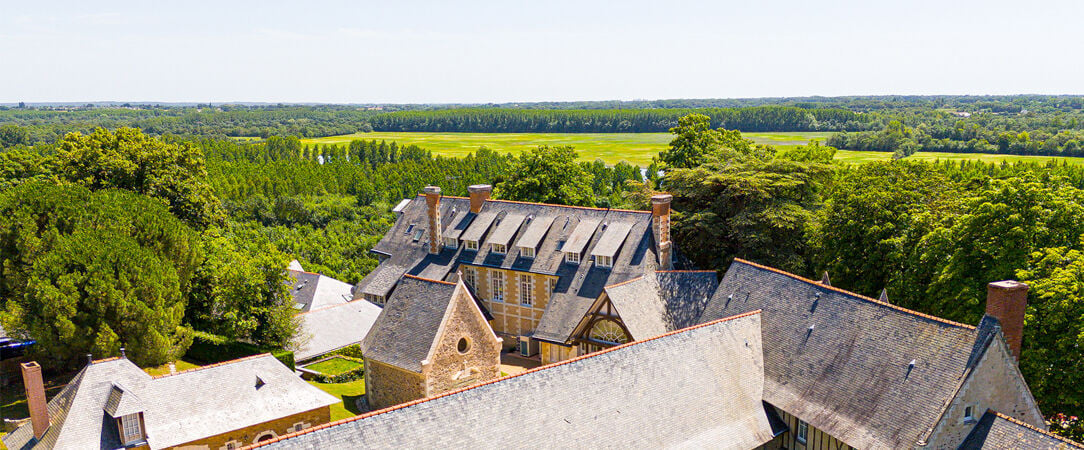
left=295, top=299, right=383, bottom=361
left=959, top=410, right=1084, bottom=449
left=360, top=275, right=460, bottom=373
left=252, top=311, right=776, bottom=450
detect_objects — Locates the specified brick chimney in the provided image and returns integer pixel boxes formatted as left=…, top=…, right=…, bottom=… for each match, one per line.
left=21, top=361, right=49, bottom=440
left=986, top=280, right=1028, bottom=362
left=651, top=193, right=673, bottom=270
left=468, top=184, right=492, bottom=213
left=424, top=186, right=442, bottom=254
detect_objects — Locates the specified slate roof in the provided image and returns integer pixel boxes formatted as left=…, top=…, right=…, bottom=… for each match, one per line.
left=253, top=311, right=777, bottom=450
left=360, top=275, right=460, bottom=373
left=295, top=299, right=383, bottom=361
left=2, top=355, right=338, bottom=450
left=287, top=270, right=353, bottom=312
left=599, top=270, right=718, bottom=341
left=353, top=194, right=664, bottom=344
left=959, top=410, right=1084, bottom=449
left=699, top=259, right=1024, bottom=450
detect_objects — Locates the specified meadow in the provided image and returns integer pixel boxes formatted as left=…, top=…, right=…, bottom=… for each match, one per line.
left=302, top=132, right=1084, bottom=166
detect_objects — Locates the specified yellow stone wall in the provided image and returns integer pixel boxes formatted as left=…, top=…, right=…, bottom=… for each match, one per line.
left=364, top=359, right=426, bottom=411
left=423, top=285, right=502, bottom=396
left=539, top=341, right=579, bottom=365
left=463, top=265, right=557, bottom=338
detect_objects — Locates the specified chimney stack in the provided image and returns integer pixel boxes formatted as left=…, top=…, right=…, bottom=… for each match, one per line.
left=468, top=184, right=492, bottom=213
left=986, top=280, right=1028, bottom=362
left=424, top=186, right=442, bottom=255
left=21, top=361, right=49, bottom=440
left=651, top=194, right=673, bottom=270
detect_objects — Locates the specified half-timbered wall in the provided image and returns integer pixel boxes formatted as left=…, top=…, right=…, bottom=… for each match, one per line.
left=760, top=408, right=853, bottom=450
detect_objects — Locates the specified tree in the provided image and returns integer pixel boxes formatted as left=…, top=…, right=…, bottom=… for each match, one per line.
left=55, top=127, right=224, bottom=228
left=660, top=113, right=763, bottom=169
left=187, top=226, right=298, bottom=349
left=495, top=146, right=594, bottom=206
left=1016, top=243, right=1084, bottom=417
left=667, top=145, right=833, bottom=274
left=0, top=124, right=29, bottom=147
left=0, top=183, right=199, bottom=367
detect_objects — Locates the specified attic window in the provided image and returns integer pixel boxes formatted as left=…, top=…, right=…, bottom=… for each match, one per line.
left=293, top=303, right=306, bottom=310
left=457, top=337, right=470, bottom=354
left=405, top=223, right=415, bottom=234
left=412, top=228, right=424, bottom=242
left=796, top=419, right=809, bottom=444
left=594, top=255, right=612, bottom=268
left=520, top=246, right=535, bottom=258
left=119, top=413, right=145, bottom=445
left=565, top=252, right=580, bottom=264
left=255, top=376, right=266, bottom=389
left=444, top=237, right=458, bottom=249
left=492, top=243, right=507, bottom=254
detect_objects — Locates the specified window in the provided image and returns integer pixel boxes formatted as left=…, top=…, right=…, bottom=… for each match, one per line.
left=462, top=267, right=476, bottom=290
left=595, top=255, right=612, bottom=268
left=492, top=243, right=507, bottom=254
left=457, top=337, right=470, bottom=354
left=412, top=228, right=424, bottom=242
left=796, top=419, right=808, bottom=444
left=491, top=271, right=504, bottom=302
left=565, top=251, right=580, bottom=264
left=546, top=278, right=557, bottom=293
left=405, top=223, right=415, bottom=235
left=465, top=240, right=479, bottom=250
left=964, top=405, right=977, bottom=423
left=444, top=237, right=458, bottom=249
left=224, top=441, right=241, bottom=450
left=363, top=293, right=384, bottom=305
left=120, top=413, right=143, bottom=444
left=520, top=275, right=534, bottom=306
left=520, top=246, right=535, bottom=258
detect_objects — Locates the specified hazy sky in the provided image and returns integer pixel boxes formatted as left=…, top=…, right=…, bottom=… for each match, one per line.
left=2, top=0, right=1082, bottom=103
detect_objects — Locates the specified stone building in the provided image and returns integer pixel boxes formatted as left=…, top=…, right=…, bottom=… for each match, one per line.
left=360, top=274, right=501, bottom=410
left=254, top=258, right=1083, bottom=450
left=2, top=354, right=337, bottom=450
left=353, top=185, right=679, bottom=363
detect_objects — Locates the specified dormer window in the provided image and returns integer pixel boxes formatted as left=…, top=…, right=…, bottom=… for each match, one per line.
left=594, top=255, right=612, bottom=268
left=964, top=405, right=977, bottom=424
left=465, top=240, right=478, bottom=251
left=492, top=243, right=507, bottom=254
left=412, top=228, right=424, bottom=242
left=119, top=413, right=145, bottom=445
left=565, top=252, right=580, bottom=264
left=520, top=246, right=535, bottom=258
left=444, top=237, right=458, bottom=249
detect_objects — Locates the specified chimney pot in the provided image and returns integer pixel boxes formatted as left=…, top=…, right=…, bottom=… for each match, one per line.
left=986, top=280, right=1028, bottom=362
left=21, top=361, right=49, bottom=439
left=120, top=347, right=126, bottom=359
left=423, top=186, right=442, bottom=254
left=467, top=184, right=492, bottom=213
left=650, top=194, right=673, bottom=270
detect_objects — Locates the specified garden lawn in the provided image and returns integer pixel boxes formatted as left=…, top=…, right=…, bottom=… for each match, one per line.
left=304, top=357, right=363, bottom=376
left=308, top=379, right=366, bottom=421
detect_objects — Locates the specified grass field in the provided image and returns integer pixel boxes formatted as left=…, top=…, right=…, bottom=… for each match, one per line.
left=303, top=356, right=363, bottom=376
left=302, top=131, right=1084, bottom=166
left=308, top=379, right=366, bottom=421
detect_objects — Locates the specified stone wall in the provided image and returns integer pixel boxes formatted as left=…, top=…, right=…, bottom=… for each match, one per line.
left=465, top=264, right=557, bottom=337
left=928, top=335, right=1047, bottom=447
left=539, top=341, right=578, bottom=365
left=170, top=406, right=329, bottom=449
left=424, top=284, right=501, bottom=396
left=365, top=359, right=426, bottom=411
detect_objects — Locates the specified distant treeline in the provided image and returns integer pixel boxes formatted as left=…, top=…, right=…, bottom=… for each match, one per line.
left=369, top=106, right=872, bottom=133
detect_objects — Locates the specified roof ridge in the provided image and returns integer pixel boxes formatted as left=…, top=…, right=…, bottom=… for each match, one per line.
left=991, top=410, right=1084, bottom=448
left=91, top=356, right=123, bottom=364
left=402, top=273, right=457, bottom=286
left=417, top=193, right=651, bottom=214
left=244, top=310, right=763, bottom=449
left=732, top=258, right=976, bottom=330
left=152, top=353, right=272, bottom=379
left=295, top=298, right=372, bottom=316
left=604, top=275, right=645, bottom=289
left=655, top=270, right=716, bottom=274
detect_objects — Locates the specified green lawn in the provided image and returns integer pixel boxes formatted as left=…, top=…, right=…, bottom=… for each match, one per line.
left=304, top=131, right=1084, bottom=166
left=303, top=357, right=363, bottom=376
left=2, top=370, right=72, bottom=421
left=143, top=359, right=202, bottom=376
left=308, top=379, right=366, bottom=421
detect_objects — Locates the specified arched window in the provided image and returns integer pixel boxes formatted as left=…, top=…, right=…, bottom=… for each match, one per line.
left=589, top=319, right=628, bottom=345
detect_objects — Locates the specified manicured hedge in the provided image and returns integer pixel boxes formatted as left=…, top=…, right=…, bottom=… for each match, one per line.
left=186, top=331, right=295, bottom=371
left=305, top=355, right=365, bottom=383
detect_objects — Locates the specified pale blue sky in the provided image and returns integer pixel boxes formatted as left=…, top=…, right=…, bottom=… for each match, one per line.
left=2, top=1, right=1082, bottom=103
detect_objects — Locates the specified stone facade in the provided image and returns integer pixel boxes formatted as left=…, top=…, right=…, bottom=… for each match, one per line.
left=927, top=335, right=1046, bottom=447
left=170, top=406, right=329, bottom=449
left=462, top=264, right=557, bottom=339
left=422, top=283, right=502, bottom=395
left=365, top=359, right=426, bottom=411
